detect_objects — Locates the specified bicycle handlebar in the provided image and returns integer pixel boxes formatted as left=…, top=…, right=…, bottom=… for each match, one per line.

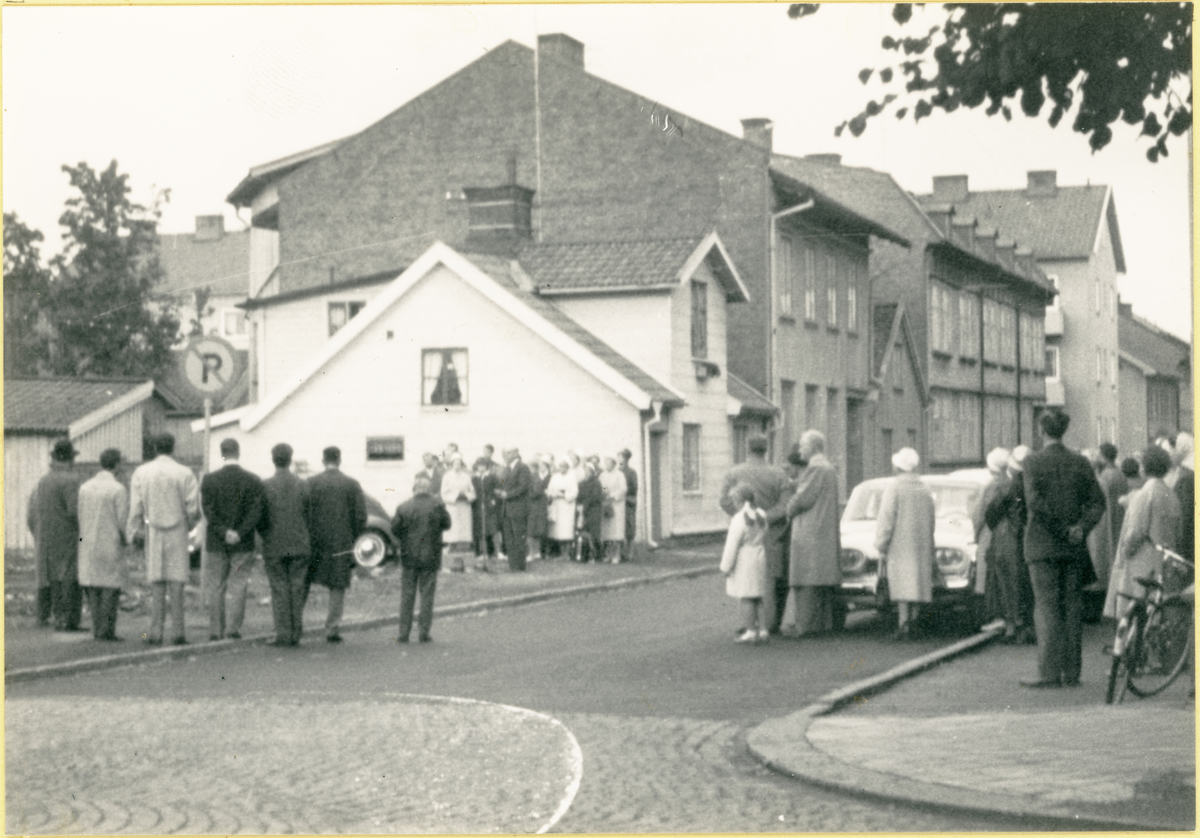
left=1154, top=544, right=1194, bottom=568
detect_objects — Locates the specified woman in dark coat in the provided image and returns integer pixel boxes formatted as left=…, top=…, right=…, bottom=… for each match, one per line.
left=984, top=445, right=1034, bottom=643
left=471, top=458, right=500, bottom=570
left=576, top=462, right=604, bottom=563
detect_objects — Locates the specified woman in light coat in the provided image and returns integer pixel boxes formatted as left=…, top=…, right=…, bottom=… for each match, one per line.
left=720, top=484, right=769, bottom=644
left=546, top=458, right=579, bottom=556
left=599, top=456, right=628, bottom=562
left=439, top=455, right=476, bottom=571
left=874, top=447, right=936, bottom=639
left=1104, top=445, right=1183, bottom=619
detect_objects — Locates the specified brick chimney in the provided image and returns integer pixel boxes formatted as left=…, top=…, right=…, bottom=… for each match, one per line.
left=932, top=175, right=969, bottom=203
left=538, top=34, right=584, bottom=69
left=463, top=184, right=535, bottom=256
left=1026, top=170, right=1058, bottom=197
left=805, top=153, right=842, bottom=166
left=195, top=215, right=225, bottom=242
left=740, top=118, right=773, bottom=152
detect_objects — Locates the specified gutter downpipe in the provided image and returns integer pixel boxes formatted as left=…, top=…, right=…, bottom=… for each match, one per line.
left=642, top=400, right=663, bottom=549
left=770, top=197, right=816, bottom=457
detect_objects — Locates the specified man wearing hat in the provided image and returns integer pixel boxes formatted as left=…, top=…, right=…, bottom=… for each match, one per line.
left=305, top=446, right=367, bottom=643
left=1020, top=410, right=1106, bottom=687
left=128, top=433, right=201, bottom=645
left=261, top=442, right=311, bottom=646
left=719, top=434, right=792, bottom=634
left=27, top=437, right=84, bottom=631
left=618, top=449, right=638, bottom=561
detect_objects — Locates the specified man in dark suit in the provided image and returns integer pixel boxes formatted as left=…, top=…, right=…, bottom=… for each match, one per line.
left=1021, top=410, right=1106, bottom=688
left=261, top=442, right=311, bottom=647
left=306, top=446, right=367, bottom=643
left=618, top=449, right=638, bottom=562
left=391, top=474, right=452, bottom=643
left=496, top=447, right=532, bottom=571
left=200, top=438, right=266, bottom=641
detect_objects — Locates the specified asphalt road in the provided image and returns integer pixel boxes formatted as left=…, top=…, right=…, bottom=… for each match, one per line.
left=8, top=573, right=1027, bottom=832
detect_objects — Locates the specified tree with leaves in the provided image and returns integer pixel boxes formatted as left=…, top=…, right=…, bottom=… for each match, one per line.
left=790, top=3, right=1192, bottom=161
left=4, top=212, right=53, bottom=376
left=40, top=160, right=179, bottom=378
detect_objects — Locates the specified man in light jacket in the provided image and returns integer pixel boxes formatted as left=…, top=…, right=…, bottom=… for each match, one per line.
left=78, top=448, right=129, bottom=641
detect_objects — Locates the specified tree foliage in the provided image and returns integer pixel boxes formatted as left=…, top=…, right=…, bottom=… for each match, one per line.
left=789, top=3, right=1192, bottom=161
left=8, top=161, right=180, bottom=379
left=4, top=212, right=53, bottom=376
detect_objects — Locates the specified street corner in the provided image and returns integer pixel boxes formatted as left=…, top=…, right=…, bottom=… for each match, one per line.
left=5, top=692, right=583, bottom=835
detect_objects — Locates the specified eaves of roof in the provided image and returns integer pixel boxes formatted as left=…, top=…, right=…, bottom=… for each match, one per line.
left=769, top=168, right=911, bottom=248
left=227, top=137, right=346, bottom=208
left=4, top=377, right=156, bottom=435
left=727, top=372, right=777, bottom=416
left=241, top=268, right=402, bottom=310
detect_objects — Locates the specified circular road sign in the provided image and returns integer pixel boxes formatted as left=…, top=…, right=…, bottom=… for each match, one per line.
left=181, top=336, right=239, bottom=402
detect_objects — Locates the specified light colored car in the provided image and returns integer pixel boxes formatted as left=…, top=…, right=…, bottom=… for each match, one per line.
left=835, top=471, right=992, bottom=630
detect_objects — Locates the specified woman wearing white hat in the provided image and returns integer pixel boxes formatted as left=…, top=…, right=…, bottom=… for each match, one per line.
left=439, top=453, right=476, bottom=572
left=874, top=447, right=935, bottom=639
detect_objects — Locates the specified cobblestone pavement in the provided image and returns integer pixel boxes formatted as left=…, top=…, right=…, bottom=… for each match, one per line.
left=547, top=713, right=1018, bottom=833
left=6, top=694, right=578, bottom=835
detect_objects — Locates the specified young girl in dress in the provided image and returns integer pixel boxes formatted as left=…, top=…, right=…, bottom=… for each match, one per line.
left=720, top=483, right=769, bottom=644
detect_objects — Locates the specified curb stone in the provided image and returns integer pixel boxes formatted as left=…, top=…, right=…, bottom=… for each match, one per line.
left=745, top=621, right=1186, bottom=831
left=5, top=564, right=718, bottom=684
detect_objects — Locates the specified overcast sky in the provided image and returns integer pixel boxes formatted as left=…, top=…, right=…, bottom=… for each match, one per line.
left=3, top=4, right=1192, bottom=339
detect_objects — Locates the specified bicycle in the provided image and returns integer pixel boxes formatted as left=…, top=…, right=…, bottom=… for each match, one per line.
left=1106, top=544, right=1194, bottom=704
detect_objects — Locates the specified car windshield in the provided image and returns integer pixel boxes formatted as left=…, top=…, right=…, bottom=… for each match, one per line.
left=842, top=479, right=981, bottom=522
left=843, top=484, right=887, bottom=521
left=924, top=481, right=981, bottom=519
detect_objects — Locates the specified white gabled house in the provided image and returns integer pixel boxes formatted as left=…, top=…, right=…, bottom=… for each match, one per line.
left=197, top=232, right=764, bottom=541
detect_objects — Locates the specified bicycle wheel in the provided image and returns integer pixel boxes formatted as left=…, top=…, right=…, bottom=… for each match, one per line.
left=1106, top=613, right=1138, bottom=705
left=1127, top=599, right=1193, bottom=697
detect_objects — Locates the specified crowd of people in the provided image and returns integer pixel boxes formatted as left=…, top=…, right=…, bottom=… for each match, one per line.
left=716, top=410, right=1196, bottom=687
left=25, top=434, right=642, bottom=649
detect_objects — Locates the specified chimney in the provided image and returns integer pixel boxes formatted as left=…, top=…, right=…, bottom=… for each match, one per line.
left=994, top=239, right=1016, bottom=271
left=923, top=203, right=955, bottom=237
left=195, top=215, right=225, bottom=242
left=932, top=175, right=969, bottom=203
left=804, top=153, right=842, bottom=166
left=1026, top=170, right=1058, bottom=197
left=538, top=34, right=585, bottom=69
left=740, top=118, right=774, bottom=152
left=463, top=184, right=535, bottom=257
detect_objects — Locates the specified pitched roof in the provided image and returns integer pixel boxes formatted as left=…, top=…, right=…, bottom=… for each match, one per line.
left=464, top=251, right=684, bottom=407
left=768, top=166, right=910, bottom=248
left=5, top=378, right=154, bottom=435
left=157, top=228, right=251, bottom=298
left=1119, top=306, right=1192, bottom=380
left=917, top=184, right=1126, bottom=272
left=773, top=154, right=1053, bottom=299
left=727, top=372, right=777, bottom=416
left=210, top=242, right=684, bottom=433
left=516, top=233, right=749, bottom=302
left=871, top=303, right=930, bottom=405
left=227, top=138, right=346, bottom=208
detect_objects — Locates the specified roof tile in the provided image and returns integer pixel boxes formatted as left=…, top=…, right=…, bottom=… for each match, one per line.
left=5, top=378, right=149, bottom=434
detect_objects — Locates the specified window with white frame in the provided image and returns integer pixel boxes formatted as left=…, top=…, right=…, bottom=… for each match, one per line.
left=1096, top=347, right=1103, bottom=383
left=825, top=254, right=838, bottom=328
left=803, top=247, right=817, bottom=321
left=958, top=294, right=979, bottom=358
left=1109, top=349, right=1118, bottom=388
left=682, top=423, right=701, bottom=492
left=222, top=309, right=247, bottom=337
left=1094, top=275, right=1102, bottom=314
left=777, top=235, right=793, bottom=318
left=1045, top=346, right=1060, bottom=379
left=329, top=300, right=366, bottom=336
left=422, top=348, right=468, bottom=406
left=931, top=282, right=956, bottom=354
left=847, top=284, right=858, bottom=333
left=691, top=280, right=708, bottom=359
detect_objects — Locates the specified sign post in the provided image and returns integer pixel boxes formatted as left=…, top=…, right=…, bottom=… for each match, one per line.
left=203, top=397, right=213, bottom=475
left=179, top=336, right=240, bottom=475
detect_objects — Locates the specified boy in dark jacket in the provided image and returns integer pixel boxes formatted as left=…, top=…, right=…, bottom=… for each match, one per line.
left=391, top=475, right=452, bottom=643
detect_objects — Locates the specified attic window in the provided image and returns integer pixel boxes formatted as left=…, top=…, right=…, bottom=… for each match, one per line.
left=329, top=301, right=365, bottom=336
left=423, top=348, right=468, bottom=406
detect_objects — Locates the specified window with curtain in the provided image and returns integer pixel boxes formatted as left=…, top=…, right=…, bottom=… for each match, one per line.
left=329, top=300, right=366, bottom=336
left=803, top=247, right=817, bottom=321
left=422, top=348, right=468, bottom=406
left=777, top=235, right=793, bottom=317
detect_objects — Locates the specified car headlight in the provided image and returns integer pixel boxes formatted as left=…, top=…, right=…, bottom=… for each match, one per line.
left=840, top=548, right=867, bottom=574
left=935, top=547, right=969, bottom=577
